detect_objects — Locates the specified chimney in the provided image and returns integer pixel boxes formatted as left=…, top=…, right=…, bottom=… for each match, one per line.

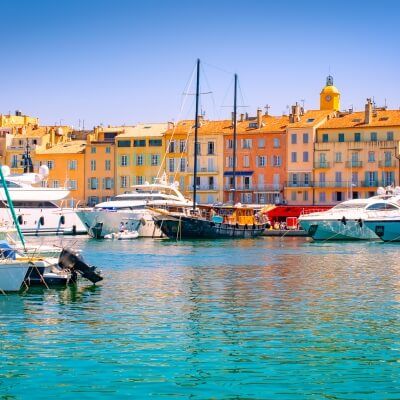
left=167, top=121, right=175, bottom=130
left=257, top=108, right=262, bottom=128
left=365, top=98, right=373, bottom=124
left=240, top=113, right=244, bottom=122
left=245, top=112, right=249, bottom=120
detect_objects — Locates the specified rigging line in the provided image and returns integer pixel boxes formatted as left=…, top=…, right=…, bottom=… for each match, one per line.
left=237, top=77, right=247, bottom=111
left=155, top=62, right=197, bottom=180
left=200, top=63, right=219, bottom=121
left=219, top=75, right=235, bottom=114
left=202, top=61, right=233, bottom=76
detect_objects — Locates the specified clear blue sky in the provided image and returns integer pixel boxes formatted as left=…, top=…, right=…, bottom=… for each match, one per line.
left=1, top=0, right=399, bottom=128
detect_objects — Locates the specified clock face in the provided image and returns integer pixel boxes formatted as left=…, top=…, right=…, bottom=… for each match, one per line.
left=325, top=95, right=332, bottom=102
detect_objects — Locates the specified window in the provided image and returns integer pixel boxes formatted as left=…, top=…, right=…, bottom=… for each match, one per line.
left=303, top=133, right=309, bottom=144
left=303, top=151, right=309, bottom=162
left=105, top=160, right=111, bottom=171
left=242, top=139, right=252, bottom=149
left=136, top=176, right=144, bottom=185
left=207, top=141, right=215, bottom=155
left=226, top=157, right=234, bottom=167
left=168, top=158, right=175, bottom=173
left=292, top=173, right=298, bottom=185
left=195, top=142, right=201, bottom=155
left=104, top=178, right=113, bottom=190
left=291, top=134, right=297, bottom=144
left=106, top=146, right=111, bottom=154
left=89, top=177, right=98, bottom=190
left=135, top=154, right=142, bottom=166
left=68, top=160, right=77, bottom=170
left=272, top=155, right=281, bottom=167
left=11, top=155, right=18, bottom=168
left=335, top=171, right=342, bottom=185
left=338, top=133, right=344, bottom=142
left=322, top=134, right=329, bottom=143
left=354, top=132, right=361, bottom=142
left=387, top=131, right=394, bottom=141
left=226, top=139, right=233, bottom=149
left=319, top=172, right=326, bottom=186
left=291, top=152, right=297, bottom=162
left=370, top=132, right=377, bottom=142
left=120, top=155, right=128, bottom=167
left=149, top=139, right=162, bottom=147
left=368, top=151, right=375, bottom=162
left=133, top=139, right=146, bottom=147
left=168, top=140, right=176, bottom=153
left=335, top=152, right=342, bottom=163
left=120, top=176, right=128, bottom=188
left=91, top=160, right=96, bottom=171
left=151, top=154, right=160, bottom=166
left=179, top=140, right=186, bottom=153
left=118, top=140, right=131, bottom=147
left=319, top=192, right=326, bottom=202
left=243, top=155, right=250, bottom=167
left=258, top=138, right=265, bottom=148
left=257, top=156, right=266, bottom=167
left=69, top=180, right=77, bottom=190
left=291, top=191, right=297, bottom=201
left=384, top=151, right=392, bottom=166
left=304, top=173, right=310, bottom=185
left=52, top=180, right=59, bottom=188
left=47, top=160, right=54, bottom=170
left=303, top=191, right=308, bottom=201
left=273, top=138, right=280, bottom=148
left=180, top=158, right=186, bottom=172
left=91, top=147, right=96, bottom=154
left=352, top=172, right=358, bottom=186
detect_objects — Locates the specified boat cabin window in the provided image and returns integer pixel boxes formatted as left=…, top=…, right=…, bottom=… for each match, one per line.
left=366, top=203, right=399, bottom=211
left=332, top=203, right=367, bottom=210
left=0, top=201, right=58, bottom=208
left=0, top=180, right=22, bottom=188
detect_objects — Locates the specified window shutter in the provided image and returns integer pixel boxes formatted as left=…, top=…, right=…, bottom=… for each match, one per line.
left=87, top=178, right=90, bottom=189
left=102, top=178, right=105, bottom=189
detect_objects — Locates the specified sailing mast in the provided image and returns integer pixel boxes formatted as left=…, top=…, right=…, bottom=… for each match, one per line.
left=193, top=58, right=200, bottom=211
left=232, top=73, right=238, bottom=203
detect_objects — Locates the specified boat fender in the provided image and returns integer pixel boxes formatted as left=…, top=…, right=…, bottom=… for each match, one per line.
left=265, top=222, right=271, bottom=229
left=244, top=224, right=248, bottom=230
left=18, top=215, right=23, bottom=225
left=357, top=218, right=363, bottom=228
left=39, top=216, right=45, bottom=226
left=60, top=215, right=65, bottom=225
left=72, top=225, right=77, bottom=235
left=140, top=218, right=146, bottom=226
left=252, top=224, right=256, bottom=230
left=235, top=223, right=239, bottom=229
left=341, top=216, right=347, bottom=225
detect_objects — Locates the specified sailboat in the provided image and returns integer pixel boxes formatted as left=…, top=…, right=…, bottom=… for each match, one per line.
left=152, top=60, right=270, bottom=239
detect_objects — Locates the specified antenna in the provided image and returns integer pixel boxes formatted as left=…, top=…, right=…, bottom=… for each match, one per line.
left=264, top=104, right=271, bottom=115
left=300, top=99, right=305, bottom=109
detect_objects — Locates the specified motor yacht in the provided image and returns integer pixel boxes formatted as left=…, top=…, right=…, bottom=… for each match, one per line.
left=0, top=165, right=86, bottom=236
left=298, top=187, right=400, bottom=241
left=76, top=178, right=192, bottom=238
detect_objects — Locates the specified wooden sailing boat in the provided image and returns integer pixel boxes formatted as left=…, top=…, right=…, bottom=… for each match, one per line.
left=153, top=59, right=270, bottom=239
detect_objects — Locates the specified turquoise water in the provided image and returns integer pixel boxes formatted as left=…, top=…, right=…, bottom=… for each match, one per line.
left=1, top=237, right=400, bottom=399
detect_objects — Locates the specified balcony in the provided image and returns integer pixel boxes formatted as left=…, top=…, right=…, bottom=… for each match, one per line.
left=345, top=161, right=363, bottom=168
left=224, top=184, right=254, bottom=191
left=314, top=161, right=330, bottom=169
left=286, top=181, right=313, bottom=188
left=187, top=167, right=219, bottom=173
left=187, top=185, right=219, bottom=192
left=378, top=160, right=394, bottom=168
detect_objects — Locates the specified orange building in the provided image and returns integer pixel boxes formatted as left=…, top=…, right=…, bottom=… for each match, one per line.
left=223, top=110, right=289, bottom=204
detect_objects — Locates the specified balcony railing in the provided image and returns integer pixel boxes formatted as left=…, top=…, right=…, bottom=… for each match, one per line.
left=187, top=167, right=219, bottom=173
left=285, top=180, right=395, bottom=188
left=345, top=161, right=363, bottom=168
left=286, top=181, right=313, bottom=188
left=187, top=185, right=219, bottom=191
left=378, top=160, right=394, bottom=167
left=314, top=161, right=330, bottom=168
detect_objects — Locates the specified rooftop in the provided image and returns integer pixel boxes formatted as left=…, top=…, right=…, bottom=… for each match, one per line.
left=35, top=140, right=86, bottom=154
left=116, top=123, right=168, bottom=138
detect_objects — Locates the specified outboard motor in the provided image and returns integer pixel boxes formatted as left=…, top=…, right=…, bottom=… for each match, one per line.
left=58, top=247, right=103, bottom=284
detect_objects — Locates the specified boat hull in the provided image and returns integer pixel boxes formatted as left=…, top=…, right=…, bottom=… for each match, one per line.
left=76, top=210, right=161, bottom=238
left=364, top=219, right=400, bottom=242
left=154, top=215, right=267, bottom=239
left=0, top=262, right=30, bottom=291
left=299, top=218, right=377, bottom=241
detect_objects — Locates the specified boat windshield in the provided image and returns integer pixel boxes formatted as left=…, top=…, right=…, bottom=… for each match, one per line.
left=332, top=203, right=368, bottom=210
left=366, top=202, right=400, bottom=211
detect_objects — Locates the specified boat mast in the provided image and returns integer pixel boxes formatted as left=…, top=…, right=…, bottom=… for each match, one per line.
left=193, top=58, right=200, bottom=211
left=232, top=73, right=237, bottom=203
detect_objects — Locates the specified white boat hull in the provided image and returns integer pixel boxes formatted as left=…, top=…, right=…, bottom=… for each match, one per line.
left=0, top=208, right=87, bottom=236
left=77, top=210, right=163, bottom=238
left=364, top=219, right=400, bottom=242
left=0, top=262, right=29, bottom=292
left=299, top=218, right=378, bottom=241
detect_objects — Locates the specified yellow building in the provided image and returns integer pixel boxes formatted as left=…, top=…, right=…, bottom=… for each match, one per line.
left=314, top=100, right=400, bottom=204
left=85, top=126, right=122, bottom=205
left=0, top=111, right=39, bottom=128
left=115, top=123, right=167, bottom=194
left=35, top=140, right=87, bottom=206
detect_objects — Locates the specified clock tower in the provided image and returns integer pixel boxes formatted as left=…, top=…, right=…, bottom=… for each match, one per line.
left=320, top=75, right=340, bottom=111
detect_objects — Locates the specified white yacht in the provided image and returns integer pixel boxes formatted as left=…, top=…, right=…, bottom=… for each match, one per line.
left=76, top=178, right=192, bottom=238
left=298, top=187, right=400, bottom=241
left=0, top=165, right=86, bottom=236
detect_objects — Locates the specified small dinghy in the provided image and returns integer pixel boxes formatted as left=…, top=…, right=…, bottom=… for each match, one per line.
left=104, top=230, right=139, bottom=240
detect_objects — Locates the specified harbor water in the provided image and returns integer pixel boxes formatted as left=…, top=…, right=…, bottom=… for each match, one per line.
left=1, top=236, right=400, bottom=399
